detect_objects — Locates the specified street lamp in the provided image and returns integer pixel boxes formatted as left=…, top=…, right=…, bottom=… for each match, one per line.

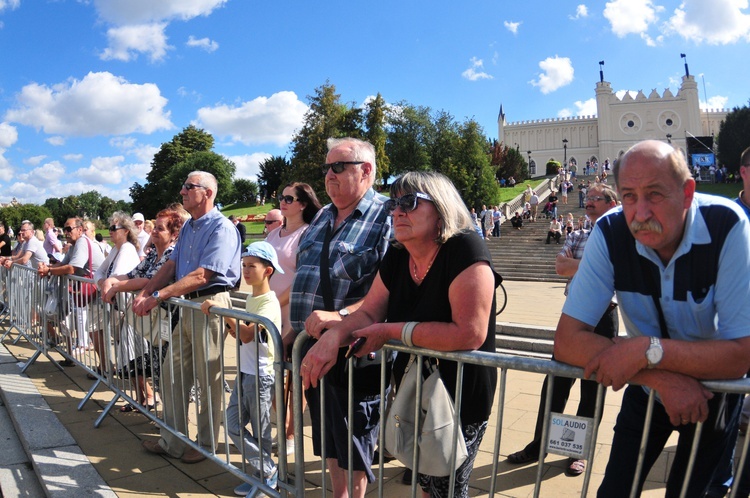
left=562, top=139, right=568, bottom=170
left=666, top=134, right=672, bottom=144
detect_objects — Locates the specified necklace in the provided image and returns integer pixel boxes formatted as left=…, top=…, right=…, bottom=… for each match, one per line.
left=411, top=248, right=439, bottom=284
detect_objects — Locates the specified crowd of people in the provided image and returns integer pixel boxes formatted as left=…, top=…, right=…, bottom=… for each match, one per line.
left=6, top=137, right=750, bottom=498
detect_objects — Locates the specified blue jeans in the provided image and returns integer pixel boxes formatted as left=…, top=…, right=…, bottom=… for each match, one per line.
left=226, top=372, right=276, bottom=479
left=598, top=386, right=740, bottom=498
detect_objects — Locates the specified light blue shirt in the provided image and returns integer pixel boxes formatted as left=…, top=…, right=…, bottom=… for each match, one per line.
left=564, top=193, right=750, bottom=342
left=171, top=207, right=241, bottom=289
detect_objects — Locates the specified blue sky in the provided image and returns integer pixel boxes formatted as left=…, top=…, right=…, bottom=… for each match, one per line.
left=1, top=0, right=748, bottom=205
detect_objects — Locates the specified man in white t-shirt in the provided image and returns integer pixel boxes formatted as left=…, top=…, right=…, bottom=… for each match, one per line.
left=132, top=213, right=151, bottom=259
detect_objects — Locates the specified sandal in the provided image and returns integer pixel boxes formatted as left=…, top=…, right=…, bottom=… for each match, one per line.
left=565, top=458, right=585, bottom=476
left=120, top=404, right=135, bottom=413
left=507, top=449, right=538, bottom=464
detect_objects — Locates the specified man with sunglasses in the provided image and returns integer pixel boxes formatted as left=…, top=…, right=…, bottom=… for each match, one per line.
left=263, top=209, right=283, bottom=236
left=133, top=171, right=242, bottom=465
left=292, top=137, right=391, bottom=497
left=1, top=221, right=49, bottom=269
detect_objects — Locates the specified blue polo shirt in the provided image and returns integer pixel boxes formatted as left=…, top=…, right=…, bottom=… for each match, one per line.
left=564, top=193, right=750, bottom=342
left=171, top=207, right=241, bottom=289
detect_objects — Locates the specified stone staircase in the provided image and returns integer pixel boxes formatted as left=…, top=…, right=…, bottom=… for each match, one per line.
left=488, top=181, right=592, bottom=283
left=494, top=322, right=555, bottom=359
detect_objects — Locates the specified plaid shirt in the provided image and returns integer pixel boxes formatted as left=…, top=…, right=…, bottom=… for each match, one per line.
left=560, top=227, right=592, bottom=296
left=290, top=188, right=391, bottom=334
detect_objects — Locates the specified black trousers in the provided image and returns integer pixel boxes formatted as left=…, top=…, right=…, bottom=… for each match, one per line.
left=522, top=305, right=619, bottom=456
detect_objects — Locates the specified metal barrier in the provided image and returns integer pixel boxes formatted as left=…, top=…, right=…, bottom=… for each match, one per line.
left=291, top=332, right=750, bottom=498
left=0, top=264, right=298, bottom=497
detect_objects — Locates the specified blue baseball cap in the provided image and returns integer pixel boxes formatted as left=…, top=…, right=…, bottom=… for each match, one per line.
left=242, top=241, right=284, bottom=274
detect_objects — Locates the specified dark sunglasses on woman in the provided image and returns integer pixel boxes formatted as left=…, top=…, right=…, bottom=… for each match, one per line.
left=384, top=192, right=433, bottom=214
left=278, top=195, right=298, bottom=204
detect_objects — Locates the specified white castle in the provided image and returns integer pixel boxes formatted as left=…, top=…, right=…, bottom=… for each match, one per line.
left=498, top=69, right=728, bottom=177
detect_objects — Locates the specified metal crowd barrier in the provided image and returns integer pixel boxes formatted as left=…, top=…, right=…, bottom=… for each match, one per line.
left=291, top=332, right=750, bottom=498
left=0, top=264, right=297, bottom=497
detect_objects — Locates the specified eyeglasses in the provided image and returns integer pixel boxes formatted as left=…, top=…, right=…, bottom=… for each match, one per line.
left=584, top=195, right=606, bottom=202
left=108, top=225, right=125, bottom=232
left=384, top=192, right=434, bottom=214
left=278, top=195, right=298, bottom=204
left=264, top=219, right=282, bottom=225
left=63, top=225, right=79, bottom=233
left=321, top=161, right=364, bottom=175
left=182, top=183, right=207, bottom=191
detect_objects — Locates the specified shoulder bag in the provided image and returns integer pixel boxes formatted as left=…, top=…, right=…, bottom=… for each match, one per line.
left=384, top=355, right=468, bottom=477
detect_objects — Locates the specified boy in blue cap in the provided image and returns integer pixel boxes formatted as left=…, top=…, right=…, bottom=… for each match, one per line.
left=202, top=241, right=283, bottom=494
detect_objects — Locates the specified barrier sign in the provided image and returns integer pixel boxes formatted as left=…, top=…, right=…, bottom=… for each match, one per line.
left=545, top=413, right=593, bottom=459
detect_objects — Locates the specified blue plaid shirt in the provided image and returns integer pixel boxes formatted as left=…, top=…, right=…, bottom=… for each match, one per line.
left=290, top=188, right=391, bottom=334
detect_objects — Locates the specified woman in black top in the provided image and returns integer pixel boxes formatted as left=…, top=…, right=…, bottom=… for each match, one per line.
left=301, top=171, right=500, bottom=498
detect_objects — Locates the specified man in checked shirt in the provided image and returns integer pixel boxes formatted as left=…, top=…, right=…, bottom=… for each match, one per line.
left=508, top=183, right=619, bottom=477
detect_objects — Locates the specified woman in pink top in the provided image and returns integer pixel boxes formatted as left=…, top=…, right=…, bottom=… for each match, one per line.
left=265, top=182, right=321, bottom=453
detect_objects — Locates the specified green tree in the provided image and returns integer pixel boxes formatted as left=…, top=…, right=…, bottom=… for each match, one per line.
left=287, top=82, right=364, bottom=201
left=364, top=94, right=390, bottom=184
left=78, top=191, right=102, bottom=220
left=717, top=103, right=750, bottom=171
left=385, top=104, right=434, bottom=176
left=162, top=151, right=237, bottom=208
left=131, top=125, right=216, bottom=217
left=429, top=111, right=459, bottom=177
left=493, top=143, right=528, bottom=183
left=231, top=178, right=259, bottom=204
left=455, top=119, right=500, bottom=209
left=257, top=155, right=290, bottom=199
left=0, top=204, right=53, bottom=232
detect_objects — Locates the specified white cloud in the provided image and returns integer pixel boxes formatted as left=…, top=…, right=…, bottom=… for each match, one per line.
left=574, top=98, right=598, bottom=115
left=530, top=56, right=574, bottom=94
left=100, top=23, right=171, bottom=62
left=186, top=35, right=219, bottom=52
left=46, top=136, right=66, bottom=146
left=195, top=91, right=307, bottom=147
left=17, top=160, right=66, bottom=187
left=0, top=122, right=18, bottom=147
left=504, top=21, right=521, bottom=34
left=665, top=0, right=750, bottom=45
left=558, top=108, right=573, bottom=118
left=224, top=152, right=273, bottom=180
left=570, top=5, right=589, bottom=20
left=23, top=155, right=46, bottom=166
left=0, top=0, right=20, bottom=13
left=0, top=152, right=12, bottom=181
left=92, top=0, right=227, bottom=63
left=63, top=153, right=84, bottom=161
left=701, top=95, right=729, bottom=110
left=93, top=0, right=228, bottom=25
left=462, top=57, right=493, bottom=81
left=76, top=156, right=125, bottom=184
left=5, top=71, right=172, bottom=137
left=604, top=0, right=663, bottom=37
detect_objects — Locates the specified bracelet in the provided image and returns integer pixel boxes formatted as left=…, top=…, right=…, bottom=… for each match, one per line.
left=401, top=321, right=419, bottom=348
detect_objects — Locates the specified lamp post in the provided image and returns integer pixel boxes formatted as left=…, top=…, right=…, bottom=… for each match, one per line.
left=527, top=150, right=532, bottom=178
left=562, top=138, right=568, bottom=171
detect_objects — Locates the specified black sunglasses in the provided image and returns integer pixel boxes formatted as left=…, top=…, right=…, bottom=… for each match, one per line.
left=384, top=192, right=434, bottom=214
left=264, top=219, right=282, bottom=225
left=278, top=195, right=298, bottom=205
left=108, top=225, right=125, bottom=231
left=63, top=225, right=78, bottom=233
left=182, top=183, right=207, bottom=191
left=321, top=161, right=364, bottom=175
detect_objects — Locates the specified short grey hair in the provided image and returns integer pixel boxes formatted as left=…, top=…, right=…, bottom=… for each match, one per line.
left=327, top=137, right=377, bottom=186
left=389, top=171, right=473, bottom=246
left=613, top=140, right=691, bottom=188
left=187, top=170, right=218, bottom=200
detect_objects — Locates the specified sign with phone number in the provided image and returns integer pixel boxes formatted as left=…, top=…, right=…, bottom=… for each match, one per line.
left=545, top=413, right=593, bottom=459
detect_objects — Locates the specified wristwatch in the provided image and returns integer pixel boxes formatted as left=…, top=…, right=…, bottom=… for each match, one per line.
left=338, top=308, right=350, bottom=317
left=152, top=291, right=163, bottom=305
left=645, top=336, right=663, bottom=369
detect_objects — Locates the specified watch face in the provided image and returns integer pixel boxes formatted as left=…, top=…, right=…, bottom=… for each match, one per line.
left=339, top=308, right=349, bottom=317
left=647, top=345, right=663, bottom=366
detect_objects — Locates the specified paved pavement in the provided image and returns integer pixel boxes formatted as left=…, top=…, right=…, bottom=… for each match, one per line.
left=0, top=281, right=719, bottom=497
